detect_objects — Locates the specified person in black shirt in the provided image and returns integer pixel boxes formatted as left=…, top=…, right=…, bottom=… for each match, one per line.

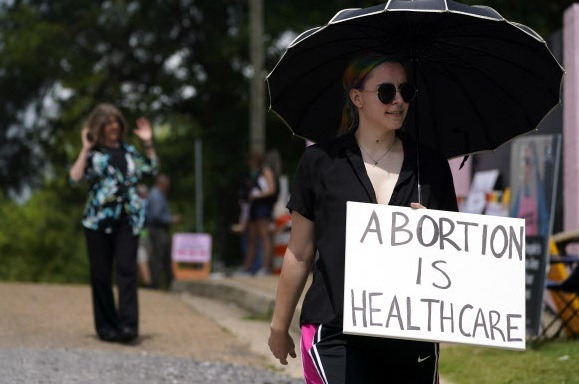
left=241, top=151, right=278, bottom=275
left=268, top=54, right=458, bottom=383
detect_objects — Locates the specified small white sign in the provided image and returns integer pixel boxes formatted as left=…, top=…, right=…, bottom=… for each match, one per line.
left=462, top=169, right=500, bottom=214
left=344, top=202, right=526, bottom=350
left=172, top=233, right=212, bottom=263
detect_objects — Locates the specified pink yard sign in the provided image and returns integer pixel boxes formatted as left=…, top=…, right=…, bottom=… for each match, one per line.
left=172, top=233, right=212, bottom=263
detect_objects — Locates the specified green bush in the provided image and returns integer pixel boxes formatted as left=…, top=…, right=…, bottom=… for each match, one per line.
left=0, top=183, right=89, bottom=283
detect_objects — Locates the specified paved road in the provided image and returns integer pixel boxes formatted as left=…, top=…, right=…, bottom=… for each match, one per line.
left=0, top=282, right=302, bottom=384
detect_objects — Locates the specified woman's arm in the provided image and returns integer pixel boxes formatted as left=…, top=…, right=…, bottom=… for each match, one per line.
left=135, top=117, right=157, bottom=159
left=251, top=166, right=276, bottom=200
left=268, top=211, right=315, bottom=365
left=69, top=127, right=93, bottom=182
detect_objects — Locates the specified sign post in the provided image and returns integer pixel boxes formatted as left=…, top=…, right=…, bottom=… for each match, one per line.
left=343, top=202, right=526, bottom=350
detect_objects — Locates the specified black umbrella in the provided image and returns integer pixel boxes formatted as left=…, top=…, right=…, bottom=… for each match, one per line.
left=266, top=0, right=563, bottom=160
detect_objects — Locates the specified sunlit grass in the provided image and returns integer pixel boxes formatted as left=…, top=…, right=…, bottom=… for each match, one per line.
left=439, top=340, right=578, bottom=384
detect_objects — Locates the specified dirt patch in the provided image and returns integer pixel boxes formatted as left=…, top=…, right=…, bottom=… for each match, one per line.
left=0, top=282, right=268, bottom=368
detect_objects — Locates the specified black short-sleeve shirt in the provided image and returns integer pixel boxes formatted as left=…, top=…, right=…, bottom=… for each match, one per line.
left=287, top=133, right=458, bottom=328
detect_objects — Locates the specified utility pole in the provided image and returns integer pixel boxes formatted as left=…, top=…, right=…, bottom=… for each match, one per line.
left=194, top=139, right=203, bottom=233
left=249, top=0, right=265, bottom=155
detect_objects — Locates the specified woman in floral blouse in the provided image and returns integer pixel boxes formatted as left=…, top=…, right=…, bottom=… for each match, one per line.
left=70, top=103, right=158, bottom=343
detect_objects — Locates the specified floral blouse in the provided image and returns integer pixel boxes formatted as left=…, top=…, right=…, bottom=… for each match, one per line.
left=73, top=143, right=158, bottom=235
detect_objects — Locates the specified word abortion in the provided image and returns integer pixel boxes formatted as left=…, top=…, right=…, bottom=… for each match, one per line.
left=360, top=211, right=524, bottom=260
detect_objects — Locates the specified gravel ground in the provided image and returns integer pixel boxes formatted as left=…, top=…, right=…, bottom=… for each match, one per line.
left=0, top=282, right=303, bottom=384
left=0, top=348, right=300, bottom=384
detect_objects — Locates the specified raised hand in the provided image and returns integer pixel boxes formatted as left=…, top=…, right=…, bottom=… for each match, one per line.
left=81, top=127, right=95, bottom=149
left=134, top=117, right=154, bottom=144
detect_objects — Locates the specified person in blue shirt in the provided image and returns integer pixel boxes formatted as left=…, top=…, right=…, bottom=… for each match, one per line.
left=70, top=103, right=158, bottom=343
left=146, top=173, right=180, bottom=289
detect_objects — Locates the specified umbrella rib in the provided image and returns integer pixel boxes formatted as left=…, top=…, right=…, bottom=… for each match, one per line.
left=452, top=47, right=549, bottom=119
left=337, top=20, right=556, bottom=106
left=276, top=34, right=387, bottom=132
left=296, top=73, right=343, bottom=131
left=423, top=64, right=492, bottom=153
left=420, top=31, right=556, bottom=130
left=423, top=21, right=556, bottom=96
left=412, top=27, right=555, bottom=152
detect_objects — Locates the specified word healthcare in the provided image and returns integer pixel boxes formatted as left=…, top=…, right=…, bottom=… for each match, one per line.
left=343, top=202, right=526, bottom=350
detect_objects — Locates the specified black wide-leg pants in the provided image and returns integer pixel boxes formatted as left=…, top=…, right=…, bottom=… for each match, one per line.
left=148, top=227, right=173, bottom=289
left=84, top=222, right=139, bottom=338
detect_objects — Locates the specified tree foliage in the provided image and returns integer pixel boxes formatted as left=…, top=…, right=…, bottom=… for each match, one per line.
left=0, top=179, right=89, bottom=282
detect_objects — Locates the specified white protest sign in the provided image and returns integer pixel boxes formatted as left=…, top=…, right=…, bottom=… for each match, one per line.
left=462, top=169, right=500, bottom=214
left=344, top=202, right=526, bottom=350
left=172, top=233, right=212, bottom=263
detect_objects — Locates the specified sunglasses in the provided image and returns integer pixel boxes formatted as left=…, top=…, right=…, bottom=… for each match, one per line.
left=359, top=82, right=417, bottom=104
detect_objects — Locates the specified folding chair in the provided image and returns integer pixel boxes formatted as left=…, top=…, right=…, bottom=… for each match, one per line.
left=542, top=231, right=579, bottom=339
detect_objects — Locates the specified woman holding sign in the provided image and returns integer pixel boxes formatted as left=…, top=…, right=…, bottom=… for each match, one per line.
left=268, top=53, right=458, bottom=383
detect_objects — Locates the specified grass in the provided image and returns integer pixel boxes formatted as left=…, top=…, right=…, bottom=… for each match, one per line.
left=235, top=297, right=578, bottom=383
left=439, top=339, right=579, bottom=384
left=243, top=310, right=273, bottom=322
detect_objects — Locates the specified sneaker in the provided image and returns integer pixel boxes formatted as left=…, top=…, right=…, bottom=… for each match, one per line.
left=233, top=270, right=252, bottom=278
left=255, top=268, right=271, bottom=276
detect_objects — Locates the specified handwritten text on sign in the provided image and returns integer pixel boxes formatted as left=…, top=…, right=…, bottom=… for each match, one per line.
left=172, top=233, right=212, bottom=263
left=343, top=202, right=526, bottom=350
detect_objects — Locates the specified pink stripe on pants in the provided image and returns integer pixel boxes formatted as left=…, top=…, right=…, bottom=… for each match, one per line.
left=301, top=324, right=323, bottom=384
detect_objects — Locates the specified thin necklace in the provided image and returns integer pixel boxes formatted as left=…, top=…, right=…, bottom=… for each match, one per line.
left=359, top=137, right=397, bottom=167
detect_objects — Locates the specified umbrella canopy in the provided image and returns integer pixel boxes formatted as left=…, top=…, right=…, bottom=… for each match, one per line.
left=266, top=0, right=563, bottom=159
